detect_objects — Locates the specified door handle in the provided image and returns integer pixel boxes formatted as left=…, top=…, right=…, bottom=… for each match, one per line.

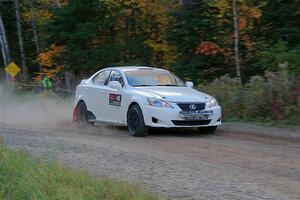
left=85, top=88, right=91, bottom=92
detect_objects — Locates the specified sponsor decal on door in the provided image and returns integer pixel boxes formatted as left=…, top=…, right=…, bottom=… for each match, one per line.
left=109, top=94, right=122, bottom=107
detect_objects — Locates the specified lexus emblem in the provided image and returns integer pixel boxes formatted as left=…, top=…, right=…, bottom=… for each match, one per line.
left=189, top=104, right=197, bottom=110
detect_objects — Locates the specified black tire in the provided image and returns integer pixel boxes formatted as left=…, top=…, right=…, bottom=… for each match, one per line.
left=197, top=126, right=218, bottom=134
left=75, top=101, right=90, bottom=127
left=86, top=111, right=95, bottom=125
left=127, top=104, right=148, bottom=137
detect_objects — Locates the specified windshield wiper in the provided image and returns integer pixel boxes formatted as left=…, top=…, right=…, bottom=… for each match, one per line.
left=155, top=84, right=180, bottom=86
left=133, top=84, right=181, bottom=87
left=133, top=84, right=155, bottom=87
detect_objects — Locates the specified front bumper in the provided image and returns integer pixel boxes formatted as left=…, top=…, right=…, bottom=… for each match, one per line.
left=143, top=103, right=221, bottom=128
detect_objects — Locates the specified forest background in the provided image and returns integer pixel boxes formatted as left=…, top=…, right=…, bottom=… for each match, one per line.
left=0, top=0, right=299, bottom=125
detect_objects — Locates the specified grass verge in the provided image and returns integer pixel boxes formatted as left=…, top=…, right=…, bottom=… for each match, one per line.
left=0, top=146, right=159, bottom=200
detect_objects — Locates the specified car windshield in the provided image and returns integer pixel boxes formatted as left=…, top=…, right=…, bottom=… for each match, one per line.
left=125, top=70, right=185, bottom=87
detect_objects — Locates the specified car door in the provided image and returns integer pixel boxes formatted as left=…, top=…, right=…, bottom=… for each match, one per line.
left=103, top=70, right=126, bottom=124
left=89, top=70, right=112, bottom=121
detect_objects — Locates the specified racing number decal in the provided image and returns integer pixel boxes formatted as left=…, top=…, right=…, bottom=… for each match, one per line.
left=109, top=94, right=122, bottom=107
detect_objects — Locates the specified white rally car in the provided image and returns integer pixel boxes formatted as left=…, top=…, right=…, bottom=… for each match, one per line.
left=73, top=66, right=221, bottom=136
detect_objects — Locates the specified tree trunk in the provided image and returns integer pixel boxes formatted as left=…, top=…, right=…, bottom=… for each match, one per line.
left=232, top=0, right=242, bottom=86
left=0, top=29, right=7, bottom=65
left=28, top=0, right=41, bottom=71
left=15, top=0, right=28, bottom=78
left=28, top=0, right=40, bottom=56
left=0, top=24, right=8, bottom=84
left=0, top=13, right=11, bottom=84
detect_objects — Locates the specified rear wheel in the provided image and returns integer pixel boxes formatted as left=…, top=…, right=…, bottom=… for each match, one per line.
left=197, top=126, right=217, bottom=134
left=127, top=105, right=148, bottom=137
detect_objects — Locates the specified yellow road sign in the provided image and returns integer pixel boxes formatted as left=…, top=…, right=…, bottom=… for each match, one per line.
left=5, top=62, right=21, bottom=77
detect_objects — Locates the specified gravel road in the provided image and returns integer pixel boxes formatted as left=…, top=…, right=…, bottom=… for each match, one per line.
left=0, top=123, right=299, bottom=200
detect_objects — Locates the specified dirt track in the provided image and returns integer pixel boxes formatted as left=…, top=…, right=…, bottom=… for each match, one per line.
left=0, top=123, right=299, bottom=200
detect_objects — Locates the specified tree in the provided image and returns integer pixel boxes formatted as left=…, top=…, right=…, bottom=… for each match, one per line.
left=167, top=0, right=265, bottom=83
left=0, top=14, right=10, bottom=66
left=167, top=0, right=227, bottom=83
left=0, top=13, right=10, bottom=83
left=41, top=0, right=177, bottom=75
left=28, top=0, right=41, bottom=66
left=14, top=0, right=27, bottom=78
left=257, top=0, right=300, bottom=47
left=232, top=0, right=242, bottom=86
left=42, top=0, right=106, bottom=74
left=1, top=0, right=299, bottom=85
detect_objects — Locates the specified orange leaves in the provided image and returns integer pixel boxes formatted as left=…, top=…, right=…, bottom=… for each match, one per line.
left=240, top=5, right=262, bottom=19
left=36, top=44, right=63, bottom=79
left=196, top=41, right=224, bottom=56
left=238, top=5, right=262, bottom=31
left=238, top=16, right=247, bottom=30
left=210, top=0, right=262, bottom=31
left=38, top=44, right=63, bottom=68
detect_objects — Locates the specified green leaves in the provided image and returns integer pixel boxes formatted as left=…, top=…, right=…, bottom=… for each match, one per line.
left=259, top=41, right=300, bottom=75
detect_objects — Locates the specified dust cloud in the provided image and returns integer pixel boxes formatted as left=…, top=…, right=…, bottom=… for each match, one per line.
left=0, top=85, right=73, bottom=129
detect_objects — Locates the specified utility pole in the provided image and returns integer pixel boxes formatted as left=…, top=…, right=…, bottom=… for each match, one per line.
left=15, top=0, right=28, bottom=78
left=0, top=13, right=10, bottom=84
left=28, top=0, right=41, bottom=71
left=232, top=0, right=242, bottom=86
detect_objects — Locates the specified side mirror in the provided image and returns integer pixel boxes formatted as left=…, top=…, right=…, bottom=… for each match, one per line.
left=185, top=81, right=194, bottom=88
left=81, top=79, right=88, bottom=84
left=108, top=81, right=122, bottom=90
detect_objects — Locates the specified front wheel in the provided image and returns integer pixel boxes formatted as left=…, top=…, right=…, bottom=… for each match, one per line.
left=127, top=105, right=148, bottom=137
left=197, top=126, right=218, bottom=134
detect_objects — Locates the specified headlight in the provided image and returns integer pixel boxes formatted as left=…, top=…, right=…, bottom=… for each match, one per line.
left=207, top=98, right=218, bottom=108
left=147, top=97, right=174, bottom=109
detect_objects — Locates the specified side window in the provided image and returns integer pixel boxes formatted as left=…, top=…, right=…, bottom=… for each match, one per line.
left=93, top=70, right=111, bottom=85
left=108, top=71, right=124, bottom=87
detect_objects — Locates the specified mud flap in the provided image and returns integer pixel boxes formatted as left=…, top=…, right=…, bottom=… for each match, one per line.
left=72, top=107, right=78, bottom=122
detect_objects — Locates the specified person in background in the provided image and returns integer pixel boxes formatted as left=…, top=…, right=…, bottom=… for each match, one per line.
left=41, top=75, right=53, bottom=92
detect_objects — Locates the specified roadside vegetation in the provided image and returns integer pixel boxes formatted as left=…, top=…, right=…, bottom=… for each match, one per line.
left=200, top=68, right=300, bottom=126
left=0, top=146, right=159, bottom=200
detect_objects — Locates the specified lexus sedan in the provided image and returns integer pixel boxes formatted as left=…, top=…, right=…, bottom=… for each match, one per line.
left=73, top=66, right=221, bottom=136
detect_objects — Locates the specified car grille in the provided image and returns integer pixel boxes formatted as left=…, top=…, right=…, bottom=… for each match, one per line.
left=177, top=103, right=206, bottom=111
left=172, top=120, right=211, bottom=126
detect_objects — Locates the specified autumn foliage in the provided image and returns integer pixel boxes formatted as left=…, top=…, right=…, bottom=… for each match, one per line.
left=196, top=42, right=224, bottom=56
left=37, top=44, right=63, bottom=78
left=1, top=0, right=298, bottom=82
left=38, top=44, right=63, bottom=68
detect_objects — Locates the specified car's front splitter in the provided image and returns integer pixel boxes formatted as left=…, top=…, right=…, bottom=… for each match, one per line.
left=142, top=105, right=222, bottom=128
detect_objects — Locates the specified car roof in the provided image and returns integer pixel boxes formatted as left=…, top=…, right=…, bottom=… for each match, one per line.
left=104, top=66, right=168, bottom=72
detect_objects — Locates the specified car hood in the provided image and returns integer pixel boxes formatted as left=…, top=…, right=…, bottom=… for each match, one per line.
left=133, top=86, right=212, bottom=102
